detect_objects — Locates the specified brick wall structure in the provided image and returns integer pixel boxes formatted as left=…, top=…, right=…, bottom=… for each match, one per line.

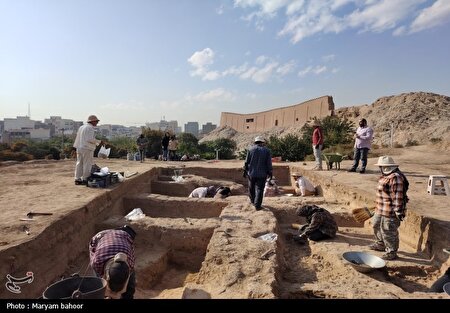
left=220, top=95, right=335, bottom=133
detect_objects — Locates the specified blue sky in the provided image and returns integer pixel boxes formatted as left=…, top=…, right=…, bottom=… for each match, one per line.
left=1, top=0, right=449, bottom=127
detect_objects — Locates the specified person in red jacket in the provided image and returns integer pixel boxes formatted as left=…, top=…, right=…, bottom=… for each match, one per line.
left=311, top=120, right=324, bottom=170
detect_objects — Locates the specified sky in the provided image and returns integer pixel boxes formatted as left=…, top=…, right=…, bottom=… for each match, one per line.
left=1, top=0, right=450, bottom=128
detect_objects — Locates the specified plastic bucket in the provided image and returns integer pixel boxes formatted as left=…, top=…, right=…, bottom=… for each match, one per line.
left=43, top=276, right=107, bottom=299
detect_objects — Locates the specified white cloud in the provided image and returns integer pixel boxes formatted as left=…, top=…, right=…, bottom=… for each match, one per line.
left=188, top=48, right=221, bottom=81
left=298, top=65, right=328, bottom=77
left=276, top=60, right=296, bottom=76
left=298, top=66, right=312, bottom=77
left=188, top=48, right=215, bottom=68
left=347, top=0, right=424, bottom=33
left=255, top=55, right=269, bottom=64
left=223, top=63, right=249, bottom=76
left=186, top=88, right=235, bottom=103
left=313, top=66, right=327, bottom=74
left=216, top=5, right=225, bottom=15
left=101, top=101, right=146, bottom=111
left=233, top=0, right=448, bottom=43
left=409, top=0, right=450, bottom=33
left=322, top=54, right=335, bottom=62
left=331, top=67, right=340, bottom=74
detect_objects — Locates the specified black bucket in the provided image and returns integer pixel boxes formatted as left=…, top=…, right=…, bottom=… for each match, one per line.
left=43, top=276, right=107, bottom=299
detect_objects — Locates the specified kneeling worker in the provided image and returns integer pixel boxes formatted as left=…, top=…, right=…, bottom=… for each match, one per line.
left=89, top=225, right=136, bottom=299
left=294, top=205, right=338, bottom=243
left=292, top=173, right=317, bottom=196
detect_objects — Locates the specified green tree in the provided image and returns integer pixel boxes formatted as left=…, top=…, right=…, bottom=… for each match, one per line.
left=141, top=128, right=165, bottom=158
left=301, top=116, right=354, bottom=148
left=200, top=138, right=237, bottom=159
left=267, top=134, right=309, bottom=162
left=178, top=133, right=199, bottom=156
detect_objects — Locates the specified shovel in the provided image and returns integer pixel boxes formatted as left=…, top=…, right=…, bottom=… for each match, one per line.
left=26, top=212, right=53, bottom=219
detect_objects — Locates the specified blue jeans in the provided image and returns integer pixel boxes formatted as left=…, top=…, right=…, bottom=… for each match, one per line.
left=351, top=148, right=369, bottom=170
left=162, top=148, right=168, bottom=161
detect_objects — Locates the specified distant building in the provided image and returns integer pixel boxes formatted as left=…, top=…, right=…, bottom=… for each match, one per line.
left=220, top=95, right=334, bottom=133
left=201, top=122, right=217, bottom=135
left=4, top=116, right=35, bottom=131
left=185, top=122, right=199, bottom=137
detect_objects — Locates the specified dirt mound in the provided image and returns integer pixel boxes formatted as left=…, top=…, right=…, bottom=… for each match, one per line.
left=202, top=92, right=450, bottom=150
left=335, top=92, right=450, bottom=146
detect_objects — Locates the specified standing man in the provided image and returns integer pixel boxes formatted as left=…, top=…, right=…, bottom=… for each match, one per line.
left=73, top=115, right=101, bottom=185
left=89, top=226, right=136, bottom=299
left=243, top=136, right=273, bottom=211
left=161, top=132, right=170, bottom=161
left=311, top=120, right=324, bottom=170
left=369, top=156, right=409, bottom=260
left=348, top=118, right=373, bottom=173
left=136, top=134, right=148, bottom=163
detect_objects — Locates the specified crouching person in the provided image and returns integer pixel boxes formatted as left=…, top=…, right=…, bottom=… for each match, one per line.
left=89, top=225, right=136, bottom=299
left=294, top=205, right=337, bottom=244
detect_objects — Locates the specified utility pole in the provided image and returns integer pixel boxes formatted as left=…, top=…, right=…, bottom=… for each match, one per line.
left=390, top=122, right=394, bottom=148
left=61, top=128, right=65, bottom=159
left=215, top=148, right=221, bottom=160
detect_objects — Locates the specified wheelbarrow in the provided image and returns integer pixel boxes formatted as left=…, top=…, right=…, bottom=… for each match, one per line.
left=322, top=153, right=346, bottom=170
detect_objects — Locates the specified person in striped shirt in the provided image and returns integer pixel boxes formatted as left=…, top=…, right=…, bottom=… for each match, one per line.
left=369, top=156, right=408, bottom=260
left=89, top=226, right=136, bottom=299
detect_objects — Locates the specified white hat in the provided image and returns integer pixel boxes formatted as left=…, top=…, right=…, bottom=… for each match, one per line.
left=311, top=120, right=321, bottom=127
left=291, top=172, right=301, bottom=177
left=374, top=156, right=398, bottom=166
left=254, top=136, right=265, bottom=143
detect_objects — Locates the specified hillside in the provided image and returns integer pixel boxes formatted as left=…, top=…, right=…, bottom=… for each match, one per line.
left=201, top=92, right=450, bottom=152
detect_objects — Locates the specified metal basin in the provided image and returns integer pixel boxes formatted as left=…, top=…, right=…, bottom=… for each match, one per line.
left=342, top=251, right=386, bottom=273
left=43, top=276, right=107, bottom=299
left=444, top=282, right=450, bottom=295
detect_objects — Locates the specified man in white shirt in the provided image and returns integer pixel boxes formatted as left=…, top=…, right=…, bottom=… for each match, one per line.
left=292, top=173, right=316, bottom=196
left=188, top=186, right=216, bottom=198
left=73, top=115, right=101, bottom=185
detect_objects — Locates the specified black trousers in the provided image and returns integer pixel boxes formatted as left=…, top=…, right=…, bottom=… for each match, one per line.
left=248, top=177, right=266, bottom=209
left=307, top=229, right=332, bottom=242
left=121, top=271, right=136, bottom=299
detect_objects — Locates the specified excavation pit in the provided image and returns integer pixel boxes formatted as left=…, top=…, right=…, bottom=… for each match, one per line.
left=0, top=159, right=448, bottom=299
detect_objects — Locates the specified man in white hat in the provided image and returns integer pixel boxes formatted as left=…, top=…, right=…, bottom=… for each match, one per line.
left=311, top=120, right=323, bottom=170
left=291, top=173, right=317, bottom=196
left=243, top=136, right=273, bottom=210
left=73, top=115, right=102, bottom=185
left=369, top=156, right=409, bottom=260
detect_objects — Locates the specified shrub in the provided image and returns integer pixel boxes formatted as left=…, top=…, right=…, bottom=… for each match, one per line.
left=430, top=137, right=442, bottom=144
left=0, top=150, right=33, bottom=161
left=405, top=139, right=419, bottom=147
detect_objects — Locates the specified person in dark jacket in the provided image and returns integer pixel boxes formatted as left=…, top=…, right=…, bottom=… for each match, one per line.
left=161, top=132, right=170, bottom=161
left=243, top=136, right=273, bottom=211
left=294, top=205, right=338, bottom=243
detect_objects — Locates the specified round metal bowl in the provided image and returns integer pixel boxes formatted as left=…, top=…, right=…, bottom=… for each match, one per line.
left=342, top=251, right=386, bottom=273
left=444, top=282, right=450, bottom=295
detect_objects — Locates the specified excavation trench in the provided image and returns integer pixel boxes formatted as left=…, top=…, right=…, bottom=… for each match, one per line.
left=2, top=165, right=447, bottom=299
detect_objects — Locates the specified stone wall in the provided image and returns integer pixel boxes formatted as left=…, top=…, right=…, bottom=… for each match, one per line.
left=220, top=96, right=334, bottom=133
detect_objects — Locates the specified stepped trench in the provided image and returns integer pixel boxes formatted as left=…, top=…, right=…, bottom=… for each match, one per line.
left=1, top=165, right=448, bottom=299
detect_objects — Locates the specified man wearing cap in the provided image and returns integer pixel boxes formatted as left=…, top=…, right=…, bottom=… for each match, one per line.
left=369, top=156, right=409, bottom=260
left=348, top=118, right=373, bottom=174
left=89, top=226, right=136, bottom=299
left=73, top=115, right=102, bottom=185
left=311, top=120, right=324, bottom=170
left=243, top=136, right=273, bottom=210
left=291, top=173, right=317, bottom=197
